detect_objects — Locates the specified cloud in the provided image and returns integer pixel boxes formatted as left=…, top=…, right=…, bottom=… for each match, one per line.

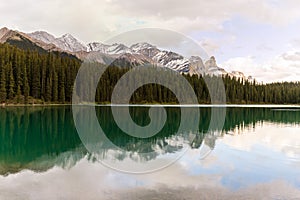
left=107, top=0, right=300, bottom=26
left=289, top=39, right=300, bottom=49
left=221, top=123, right=300, bottom=159
left=1, top=0, right=300, bottom=43
left=256, top=44, right=274, bottom=51
left=281, top=52, right=300, bottom=61
left=199, top=38, right=221, bottom=56
left=220, top=51, right=300, bottom=83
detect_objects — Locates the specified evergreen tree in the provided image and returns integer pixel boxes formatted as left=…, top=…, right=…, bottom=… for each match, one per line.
left=7, top=63, right=15, bottom=100
left=0, top=66, right=6, bottom=102
left=52, top=70, right=58, bottom=102
left=23, top=65, right=29, bottom=104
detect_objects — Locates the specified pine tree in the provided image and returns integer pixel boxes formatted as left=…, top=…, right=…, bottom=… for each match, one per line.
left=59, top=65, right=66, bottom=103
left=8, top=63, right=15, bottom=100
left=52, top=70, right=58, bottom=102
left=31, top=55, right=41, bottom=99
left=0, top=66, right=6, bottom=102
left=23, top=65, right=29, bottom=104
left=45, top=77, right=52, bottom=102
left=16, top=85, right=21, bottom=103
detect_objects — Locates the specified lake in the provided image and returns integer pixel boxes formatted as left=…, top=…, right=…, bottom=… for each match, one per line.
left=0, top=105, right=299, bottom=199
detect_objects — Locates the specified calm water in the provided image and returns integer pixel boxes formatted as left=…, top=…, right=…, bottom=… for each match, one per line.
left=0, top=106, right=300, bottom=199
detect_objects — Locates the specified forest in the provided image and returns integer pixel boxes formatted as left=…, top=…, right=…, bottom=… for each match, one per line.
left=0, top=43, right=299, bottom=104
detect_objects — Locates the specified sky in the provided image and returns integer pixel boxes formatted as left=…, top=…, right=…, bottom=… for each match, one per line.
left=0, top=0, right=300, bottom=82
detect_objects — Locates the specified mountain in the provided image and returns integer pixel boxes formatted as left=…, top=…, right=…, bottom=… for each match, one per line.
left=0, top=27, right=251, bottom=80
left=87, top=42, right=133, bottom=54
left=0, top=27, right=63, bottom=53
left=0, top=27, right=10, bottom=42
left=86, top=42, right=240, bottom=77
left=29, top=31, right=87, bottom=52
left=28, top=31, right=56, bottom=44
left=188, top=56, right=206, bottom=76
left=109, top=52, right=154, bottom=67
left=130, top=42, right=160, bottom=57
left=204, top=56, right=227, bottom=75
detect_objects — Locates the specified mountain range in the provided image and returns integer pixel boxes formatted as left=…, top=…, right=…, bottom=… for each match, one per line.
left=0, top=27, right=252, bottom=80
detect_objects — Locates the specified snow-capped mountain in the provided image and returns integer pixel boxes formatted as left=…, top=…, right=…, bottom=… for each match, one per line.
left=130, top=42, right=160, bottom=56
left=28, top=31, right=56, bottom=44
left=152, top=51, right=190, bottom=72
left=29, top=31, right=87, bottom=52
left=0, top=27, right=251, bottom=80
left=57, top=33, right=87, bottom=52
left=86, top=41, right=226, bottom=75
left=130, top=43, right=191, bottom=72
left=87, top=42, right=133, bottom=54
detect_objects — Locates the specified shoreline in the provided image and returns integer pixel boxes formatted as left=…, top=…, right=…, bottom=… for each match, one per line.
left=1, top=103, right=300, bottom=108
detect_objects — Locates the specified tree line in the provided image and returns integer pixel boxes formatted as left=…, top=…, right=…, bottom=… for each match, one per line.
left=0, top=43, right=79, bottom=104
left=0, top=43, right=299, bottom=104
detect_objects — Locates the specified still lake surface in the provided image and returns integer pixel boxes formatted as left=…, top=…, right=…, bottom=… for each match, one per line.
left=0, top=105, right=300, bottom=199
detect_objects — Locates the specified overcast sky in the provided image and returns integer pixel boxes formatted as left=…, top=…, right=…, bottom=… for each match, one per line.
left=1, top=0, right=300, bottom=82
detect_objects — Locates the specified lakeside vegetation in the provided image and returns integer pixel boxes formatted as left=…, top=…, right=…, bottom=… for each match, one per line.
left=0, top=43, right=299, bottom=105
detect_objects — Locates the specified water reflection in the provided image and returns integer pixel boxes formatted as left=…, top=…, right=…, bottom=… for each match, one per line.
left=0, top=107, right=84, bottom=175
left=0, top=106, right=299, bottom=175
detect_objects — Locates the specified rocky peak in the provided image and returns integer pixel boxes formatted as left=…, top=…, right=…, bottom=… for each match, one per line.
left=59, top=33, right=80, bottom=43
left=0, top=27, right=9, bottom=33
left=87, top=42, right=107, bottom=52
left=205, top=56, right=218, bottom=69
left=0, top=27, right=11, bottom=42
left=61, top=33, right=73, bottom=38
left=189, top=56, right=205, bottom=76
left=56, top=33, right=87, bottom=52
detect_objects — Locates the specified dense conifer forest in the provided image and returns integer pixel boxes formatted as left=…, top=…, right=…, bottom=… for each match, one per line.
left=0, top=43, right=299, bottom=104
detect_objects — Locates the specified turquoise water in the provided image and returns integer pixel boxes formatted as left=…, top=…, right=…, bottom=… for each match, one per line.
left=0, top=106, right=299, bottom=199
